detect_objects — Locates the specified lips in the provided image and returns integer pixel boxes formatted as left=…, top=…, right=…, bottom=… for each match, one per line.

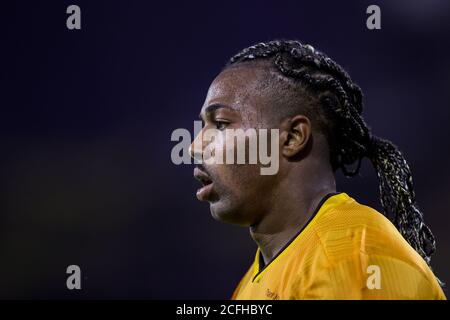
left=193, top=166, right=214, bottom=201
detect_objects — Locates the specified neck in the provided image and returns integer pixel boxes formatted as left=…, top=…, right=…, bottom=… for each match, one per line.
left=249, top=164, right=336, bottom=265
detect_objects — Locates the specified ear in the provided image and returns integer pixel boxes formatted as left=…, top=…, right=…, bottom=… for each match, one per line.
left=280, top=115, right=311, bottom=158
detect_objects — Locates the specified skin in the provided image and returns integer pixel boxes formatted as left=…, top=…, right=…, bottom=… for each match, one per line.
left=190, top=62, right=337, bottom=265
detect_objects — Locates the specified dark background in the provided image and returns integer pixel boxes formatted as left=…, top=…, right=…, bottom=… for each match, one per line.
left=1, top=0, right=449, bottom=299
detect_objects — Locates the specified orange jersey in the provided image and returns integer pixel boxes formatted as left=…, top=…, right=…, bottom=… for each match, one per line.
left=231, top=192, right=446, bottom=300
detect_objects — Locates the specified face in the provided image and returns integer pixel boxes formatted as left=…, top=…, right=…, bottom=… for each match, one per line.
left=190, top=65, right=282, bottom=226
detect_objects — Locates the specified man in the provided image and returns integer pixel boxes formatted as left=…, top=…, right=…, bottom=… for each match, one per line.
left=190, top=40, right=446, bottom=299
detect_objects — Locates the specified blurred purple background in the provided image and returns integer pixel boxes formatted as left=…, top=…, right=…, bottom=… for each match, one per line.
left=1, top=0, right=449, bottom=299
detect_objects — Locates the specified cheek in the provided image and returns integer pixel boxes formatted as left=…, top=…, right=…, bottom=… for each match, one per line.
left=205, top=128, right=276, bottom=196
left=216, top=163, right=265, bottom=196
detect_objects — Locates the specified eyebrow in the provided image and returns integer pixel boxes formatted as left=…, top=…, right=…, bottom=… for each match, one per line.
left=198, top=104, right=236, bottom=120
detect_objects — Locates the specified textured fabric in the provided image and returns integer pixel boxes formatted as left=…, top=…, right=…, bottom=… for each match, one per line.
left=231, top=193, right=446, bottom=300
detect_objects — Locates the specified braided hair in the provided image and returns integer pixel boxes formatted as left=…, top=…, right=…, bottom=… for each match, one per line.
left=226, top=40, right=437, bottom=268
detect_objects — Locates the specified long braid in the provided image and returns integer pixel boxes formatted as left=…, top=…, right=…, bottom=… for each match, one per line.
left=226, top=40, right=437, bottom=269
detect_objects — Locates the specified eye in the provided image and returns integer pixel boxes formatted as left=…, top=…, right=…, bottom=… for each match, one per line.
left=215, top=120, right=229, bottom=130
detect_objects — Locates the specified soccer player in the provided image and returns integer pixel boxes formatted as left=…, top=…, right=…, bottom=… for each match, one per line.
left=190, top=40, right=446, bottom=299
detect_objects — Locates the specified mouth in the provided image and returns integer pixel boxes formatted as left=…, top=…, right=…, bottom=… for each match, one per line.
left=193, top=166, right=214, bottom=201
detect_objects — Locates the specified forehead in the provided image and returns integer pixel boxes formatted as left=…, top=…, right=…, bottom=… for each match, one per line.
left=201, top=65, right=270, bottom=116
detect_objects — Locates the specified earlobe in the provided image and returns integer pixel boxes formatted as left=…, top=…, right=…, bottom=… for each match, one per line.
left=281, top=115, right=311, bottom=158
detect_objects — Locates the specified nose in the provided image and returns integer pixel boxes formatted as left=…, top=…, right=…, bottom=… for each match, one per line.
left=189, top=130, right=204, bottom=162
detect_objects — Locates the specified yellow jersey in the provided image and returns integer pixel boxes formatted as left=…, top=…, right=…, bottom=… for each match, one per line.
left=231, top=192, right=446, bottom=300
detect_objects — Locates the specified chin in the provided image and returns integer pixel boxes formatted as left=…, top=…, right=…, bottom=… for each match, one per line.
left=209, top=200, right=251, bottom=227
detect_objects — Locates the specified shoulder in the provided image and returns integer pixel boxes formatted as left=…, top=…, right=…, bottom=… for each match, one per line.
left=313, top=194, right=421, bottom=265
left=301, top=194, right=446, bottom=299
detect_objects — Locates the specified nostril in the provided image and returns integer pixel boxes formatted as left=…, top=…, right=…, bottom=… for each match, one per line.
left=189, top=144, right=203, bottom=162
left=192, top=151, right=203, bottom=163
left=201, top=177, right=212, bottom=186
